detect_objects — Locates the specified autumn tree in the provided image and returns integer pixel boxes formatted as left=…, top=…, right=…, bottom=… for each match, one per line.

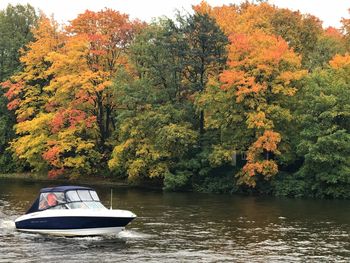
left=2, top=15, right=62, bottom=174
left=3, top=9, right=144, bottom=178
left=201, top=31, right=305, bottom=186
left=195, top=1, right=348, bottom=71
left=41, top=35, right=101, bottom=178
left=67, top=9, right=144, bottom=152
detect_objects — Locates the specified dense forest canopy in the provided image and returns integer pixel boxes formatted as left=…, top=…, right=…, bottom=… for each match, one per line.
left=1, top=1, right=350, bottom=198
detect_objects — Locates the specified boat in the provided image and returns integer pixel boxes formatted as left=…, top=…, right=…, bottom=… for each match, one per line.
left=15, top=186, right=136, bottom=236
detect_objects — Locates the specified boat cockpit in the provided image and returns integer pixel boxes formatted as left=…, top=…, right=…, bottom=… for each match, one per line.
left=27, top=186, right=107, bottom=214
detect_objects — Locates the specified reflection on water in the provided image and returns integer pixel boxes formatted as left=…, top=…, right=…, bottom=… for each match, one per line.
left=0, top=178, right=350, bottom=262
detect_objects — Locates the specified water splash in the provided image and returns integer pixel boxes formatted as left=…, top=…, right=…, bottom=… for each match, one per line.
left=69, top=236, right=105, bottom=241
left=118, top=229, right=153, bottom=239
left=0, top=219, right=16, bottom=230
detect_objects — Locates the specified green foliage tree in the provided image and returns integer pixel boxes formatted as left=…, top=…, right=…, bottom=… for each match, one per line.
left=270, top=9, right=323, bottom=69
left=109, top=13, right=228, bottom=189
left=296, top=56, right=350, bottom=198
left=0, top=94, right=16, bottom=172
left=178, top=13, right=228, bottom=134
left=0, top=4, right=37, bottom=81
left=110, top=22, right=199, bottom=188
left=0, top=4, right=38, bottom=172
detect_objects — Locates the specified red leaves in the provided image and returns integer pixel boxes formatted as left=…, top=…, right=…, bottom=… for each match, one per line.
left=7, top=99, right=20, bottom=110
left=74, top=90, right=95, bottom=105
left=50, top=109, right=96, bottom=133
left=69, top=8, right=140, bottom=53
left=44, top=101, right=59, bottom=112
left=1, top=81, right=24, bottom=111
left=42, top=145, right=60, bottom=164
left=51, top=112, right=65, bottom=133
left=325, top=27, right=343, bottom=40
left=48, top=168, right=65, bottom=179
left=229, top=34, right=251, bottom=54
left=88, top=34, right=107, bottom=43
left=2, top=80, right=23, bottom=100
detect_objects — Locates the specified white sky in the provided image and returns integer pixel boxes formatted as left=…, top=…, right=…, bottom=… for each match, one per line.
left=0, top=0, right=349, bottom=29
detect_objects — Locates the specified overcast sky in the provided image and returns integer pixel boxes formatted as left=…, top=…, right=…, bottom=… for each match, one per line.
left=0, top=0, right=349, bottom=28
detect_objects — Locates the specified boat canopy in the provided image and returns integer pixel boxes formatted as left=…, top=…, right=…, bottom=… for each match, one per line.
left=40, top=186, right=93, bottom=193
left=26, top=186, right=101, bottom=214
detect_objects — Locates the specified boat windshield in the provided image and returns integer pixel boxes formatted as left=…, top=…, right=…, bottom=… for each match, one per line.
left=65, top=190, right=106, bottom=209
left=38, top=189, right=105, bottom=210
left=66, top=201, right=106, bottom=209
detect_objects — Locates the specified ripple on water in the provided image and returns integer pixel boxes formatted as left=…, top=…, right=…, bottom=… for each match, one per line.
left=143, top=222, right=171, bottom=226
left=1, top=181, right=350, bottom=262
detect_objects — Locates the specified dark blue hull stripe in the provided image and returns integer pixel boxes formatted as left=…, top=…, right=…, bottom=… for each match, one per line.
left=16, top=216, right=134, bottom=230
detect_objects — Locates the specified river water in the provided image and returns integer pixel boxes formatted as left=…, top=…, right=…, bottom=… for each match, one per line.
left=0, top=179, right=349, bottom=262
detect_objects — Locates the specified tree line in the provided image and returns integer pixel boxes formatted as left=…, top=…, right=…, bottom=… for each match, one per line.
left=1, top=1, right=350, bottom=198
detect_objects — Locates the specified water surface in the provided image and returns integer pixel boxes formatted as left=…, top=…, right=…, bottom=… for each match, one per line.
left=0, top=179, right=349, bottom=262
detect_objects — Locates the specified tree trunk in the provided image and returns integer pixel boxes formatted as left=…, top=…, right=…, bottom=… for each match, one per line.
left=96, top=92, right=105, bottom=149
left=199, top=110, right=205, bottom=135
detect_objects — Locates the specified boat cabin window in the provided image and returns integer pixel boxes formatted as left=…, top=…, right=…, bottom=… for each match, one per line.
left=64, top=190, right=105, bottom=209
left=89, top=191, right=100, bottom=201
left=77, top=190, right=92, bottom=201
left=39, top=192, right=65, bottom=210
left=66, top=190, right=100, bottom=202
left=66, top=190, right=80, bottom=202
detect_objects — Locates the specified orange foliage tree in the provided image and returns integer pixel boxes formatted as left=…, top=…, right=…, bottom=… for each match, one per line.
left=222, top=32, right=305, bottom=186
left=195, top=1, right=306, bottom=186
left=67, top=9, right=144, bottom=150
left=46, top=9, right=143, bottom=176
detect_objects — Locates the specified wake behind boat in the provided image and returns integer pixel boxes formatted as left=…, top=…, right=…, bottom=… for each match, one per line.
left=15, top=186, right=136, bottom=236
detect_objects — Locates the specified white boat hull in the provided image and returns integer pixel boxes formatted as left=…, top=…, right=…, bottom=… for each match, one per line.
left=15, top=209, right=136, bottom=236
left=17, top=226, right=125, bottom=236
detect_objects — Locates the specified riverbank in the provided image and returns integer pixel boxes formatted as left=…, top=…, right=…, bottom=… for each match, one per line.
left=0, top=173, right=136, bottom=188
